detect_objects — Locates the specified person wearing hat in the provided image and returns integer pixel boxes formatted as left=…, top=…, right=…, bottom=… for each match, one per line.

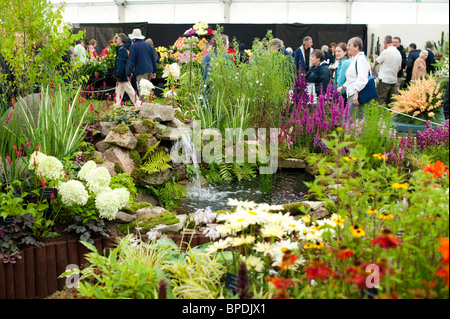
left=125, top=28, right=158, bottom=95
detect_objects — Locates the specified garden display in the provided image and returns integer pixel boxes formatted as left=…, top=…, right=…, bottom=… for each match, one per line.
left=0, top=3, right=449, bottom=302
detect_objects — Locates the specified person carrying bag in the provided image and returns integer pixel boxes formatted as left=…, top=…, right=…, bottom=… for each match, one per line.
left=338, top=37, right=377, bottom=120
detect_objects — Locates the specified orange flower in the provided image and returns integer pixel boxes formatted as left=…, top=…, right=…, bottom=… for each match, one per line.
left=438, top=238, right=449, bottom=265
left=305, top=258, right=334, bottom=280
left=423, top=160, right=447, bottom=179
left=435, top=265, right=449, bottom=286
left=280, top=250, right=299, bottom=271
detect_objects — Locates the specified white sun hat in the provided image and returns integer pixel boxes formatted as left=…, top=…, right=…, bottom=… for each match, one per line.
left=128, top=28, right=145, bottom=40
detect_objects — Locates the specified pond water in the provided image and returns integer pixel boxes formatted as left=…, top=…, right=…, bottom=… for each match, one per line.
left=175, top=170, right=314, bottom=214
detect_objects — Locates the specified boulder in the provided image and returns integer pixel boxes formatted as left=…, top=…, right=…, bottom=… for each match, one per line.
left=135, top=133, right=159, bottom=153
left=278, top=158, right=307, bottom=169
left=154, top=214, right=187, bottom=233
left=102, top=148, right=136, bottom=174
left=136, top=206, right=168, bottom=220
left=135, top=191, right=159, bottom=206
left=104, top=129, right=138, bottom=150
left=136, top=169, right=171, bottom=187
left=302, top=201, right=326, bottom=211
left=113, top=211, right=137, bottom=223
left=99, top=121, right=118, bottom=137
left=139, top=103, right=175, bottom=122
left=309, top=207, right=330, bottom=220
left=95, top=140, right=111, bottom=153
left=130, top=120, right=158, bottom=135
left=155, top=125, right=191, bottom=141
left=167, top=118, right=186, bottom=129
left=172, top=162, right=186, bottom=181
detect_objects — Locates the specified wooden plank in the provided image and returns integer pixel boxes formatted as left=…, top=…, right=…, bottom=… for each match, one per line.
left=13, top=255, right=26, bottom=299
left=67, top=240, right=79, bottom=267
left=0, top=257, right=6, bottom=299
left=55, top=242, right=69, bottom=291
left=46, top=243, right=58, bottom=296
left=23, top=247, right=36, bottom=299
left=34, top=245, right=48, bottom=298
left=5, top=263, right=15, bottom=299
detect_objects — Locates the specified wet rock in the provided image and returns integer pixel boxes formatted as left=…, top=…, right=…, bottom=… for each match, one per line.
left=136, top=206, right=168, bottom=220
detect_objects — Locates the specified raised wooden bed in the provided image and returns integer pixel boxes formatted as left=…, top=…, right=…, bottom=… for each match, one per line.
left=0, top=237, right=114, bottom=299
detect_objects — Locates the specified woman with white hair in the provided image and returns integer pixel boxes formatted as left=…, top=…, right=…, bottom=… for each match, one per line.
left=411, top=50, right=428, bottom=82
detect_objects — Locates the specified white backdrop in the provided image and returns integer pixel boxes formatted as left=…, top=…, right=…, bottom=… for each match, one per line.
left=53, top=0, right=450, bottom=49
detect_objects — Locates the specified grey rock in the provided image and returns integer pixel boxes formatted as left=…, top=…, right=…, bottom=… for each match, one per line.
left=130, top=120, right=158, bottom=135
left=154, top=214, right=187, bottom=233
left=97, top=160, right=117, bottom=177
left=114, top=211, right=137, bottom=223
left=302, top=201, right=326, bottom=211
left=135, top=133, right=159, bottom=153
left=156, top=125, right=191, bottom=141
left=104, top=129, right=138, bottom=150
left=136, top=192, right=159, bottom=206
left=102, top=147, right=136, bottom=174
left=139, top=103, right=175, bottom=122
left=95, top=140, right=111, bottom=153
left=136, top=169, right=171, bottom=187
left=309, top=207, right=330, bottom=220
left=136, top=206, right=168, bottom=220
left=278, top=158, right=307, bottom=169
left=99, top=121, right=118, bottom=137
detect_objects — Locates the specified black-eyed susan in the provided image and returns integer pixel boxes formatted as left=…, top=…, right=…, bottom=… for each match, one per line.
left=303, top=241, right=325, bottom=249
left=378, top=212, right=394, bottom=220
left=350, top=225, right=366, bottom=238
left=392, top=182, right=409, bottom=189
left=373, top=153, right=386, bottom=160
left=331, top=213, right=346, bottom=227
left=343, top=156, right=357, bottom=162
left=367, top=208, right=378, bottom=214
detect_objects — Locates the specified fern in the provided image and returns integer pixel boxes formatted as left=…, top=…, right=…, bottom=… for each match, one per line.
left=147, top=181, right=187, bottom=210
left=140, top=140, right=172, bottom=175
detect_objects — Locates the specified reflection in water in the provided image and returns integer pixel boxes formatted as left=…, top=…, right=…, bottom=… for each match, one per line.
left=175, top=170, right=313, bottom=215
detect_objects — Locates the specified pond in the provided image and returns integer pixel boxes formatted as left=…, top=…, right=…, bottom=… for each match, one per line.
left=175, top=169, right=314, bottom=214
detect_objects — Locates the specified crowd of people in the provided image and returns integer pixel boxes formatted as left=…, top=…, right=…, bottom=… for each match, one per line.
left=68, top=29, right=447, bottom=123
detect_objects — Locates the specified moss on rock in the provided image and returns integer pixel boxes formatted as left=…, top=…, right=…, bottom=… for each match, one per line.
left=112, top=122, right=130, bottom=135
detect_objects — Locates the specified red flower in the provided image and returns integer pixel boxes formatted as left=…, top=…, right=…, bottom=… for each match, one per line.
left=5, top=111, right=14, bottom=125
left=265, top=276, right=294, bottom=290
left=335, top=246, right=355, bottom=259
left=423, top=160, right=447, bottom=179
left=207, top=28, right=214, bottom=35
left=6, top=154, right=11, bottom=164
left=435, top=265, right=449, bottom=286
left=305, top=258, right=333, bottom=280
left=372, top=230, right=402, bottom=249
left=280, top=249, right=299, bottom=270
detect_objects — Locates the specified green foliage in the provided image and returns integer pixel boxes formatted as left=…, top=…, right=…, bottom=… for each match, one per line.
left=147, top=181, right=187, bottom=211
left=110, top=173, right=138, bottom=204
left=202, top=160, right=257, bottom=184
left=142, top=118, right=156, bottom=130
left=112, top=122, right=130, bottom=135
left=0, top=0, right=83, bottom=98
left=137, top=211, right=180, bottom=233
left=64, top=216, right=109, bottom=244
left=129, top=149, right=142, bottom=166
left=140, top=141, right=172, bottom=175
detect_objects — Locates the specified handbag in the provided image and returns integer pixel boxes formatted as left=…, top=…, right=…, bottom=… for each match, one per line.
left=356, top=57, right=378, bottom=104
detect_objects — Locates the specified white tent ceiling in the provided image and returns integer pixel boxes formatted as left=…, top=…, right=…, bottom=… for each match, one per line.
left=51, top=0, right=449, bottom=50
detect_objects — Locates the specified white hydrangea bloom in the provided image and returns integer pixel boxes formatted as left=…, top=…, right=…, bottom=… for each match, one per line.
left=28, top=151, right=47, bottom=172
left=77, top=160, right=97, bottom=181
left=112, top=187, right=130, bottom=207
left=95, top=189, right=121, bottom=220
left=58, top=180, right=89, bottom=207
left=85, top=167, right=111, bottom=194
left=37, top=155, right=64, bottom=181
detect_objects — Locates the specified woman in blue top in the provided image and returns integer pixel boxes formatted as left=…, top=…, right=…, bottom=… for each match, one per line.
left=334, top=42, right=351, bottom=105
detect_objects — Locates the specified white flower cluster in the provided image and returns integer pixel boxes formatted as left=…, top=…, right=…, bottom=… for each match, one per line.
left=204, top=199, right=340, bottom=271
left=59, top=180, right=89, bottom=207
left=139, top=78, right=155, bottom=99
left=84, top=167, right=111, bottom=195
left=28, top=151, right=64, bottom=181
left=95, top=188, right=130, bottom=220
left=162, top=63, right=180, bottom=79
left=194, top=206, right=217, bottom=225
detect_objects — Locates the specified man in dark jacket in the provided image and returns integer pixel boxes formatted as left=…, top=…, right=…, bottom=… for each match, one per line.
left=393, top=37, right=407, bottom=91
left=305, top=50, right=331, bottom=97
left=294, top=36, right=313, bottom=74
left=125, top=28, right=157, bottom=94
left=115, top=33, right=140, bottom=106
left=405, top=43, right=420, bottom=87
left=425, top=42, right=437, bottom=74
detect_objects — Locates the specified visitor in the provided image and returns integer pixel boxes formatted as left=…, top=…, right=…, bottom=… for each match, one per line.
left=145, top=38, right=160, bottom=64
left=338, top=36, right=371, bottom=120
left=73, top=39, right=87, bottom=65
left=100, top=39, right=114, bottom=58
left=392, top=36, right=407, bottom=91
left=334, top=42, right=351, bottom=105
left=125, top=28, right=158, bottom=95
left=270, top=38, right=296, bottom=78
left=286, top=47, right=293, bottom=56
left=374, top=35, right=402, bottom=106
left=405, top=43, right=420, bottom=87
left=201, top=34, right=230, bottom=84
left=114, top=33, right=141, bottom=107
left=293, top=36, right=314, bottom=74
left=227, top=42, right=237, bottom=59
left=411, top=50, right=428, bottom=82
left=329, top=42, right=337, bottom=65
left=305, top=50, right=331, bottom=97
left=425, top=42, right=437, bottom=74
left=238, top=42, right=249, bottom=64
left=321, top=45, right=330, bottom=64
left=88, top=39, right=98, bottom=59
